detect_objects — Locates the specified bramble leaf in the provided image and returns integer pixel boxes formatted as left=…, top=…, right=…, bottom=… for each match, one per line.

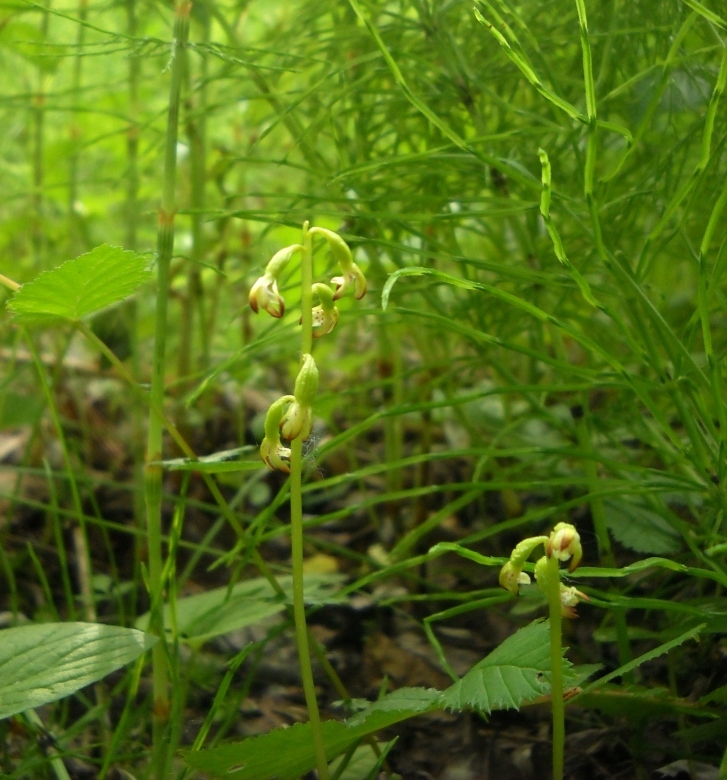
left=440, top=619, right=562, bottom=713
left=603, top=498, right=681, bottom=554
left=0, top=622, right=156, bottom=719
left=8, top=244, right=151, bottom=326
left=183, top=623, right=563, bottom=778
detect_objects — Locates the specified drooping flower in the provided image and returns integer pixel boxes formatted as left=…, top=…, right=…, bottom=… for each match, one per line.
left=546, top=522, right=583, bottom=572
left=330, top=263, right=367, bottom=301
left=249, top=273, right=285, bottom=317
left=498, top=534, right=549, bottom=595
left=499, top=561, right=531, bottom=595
left=280, top=354, right=318, bottom=441
left=309, top=226, right=367, bottom=300
left=260, top=436, right=292, bottom=473
left=259, top=394, right=294, bottom=472
left=559, top=584, right=589, bottom=618
left=248, top=244, right=303, bottom=318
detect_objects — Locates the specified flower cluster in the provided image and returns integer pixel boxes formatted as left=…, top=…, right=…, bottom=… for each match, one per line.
left=249, top=226, right=366, bottom=338
left=249, top=224, right=367, bottom=472
left=499, top=523, right=588, bottom=617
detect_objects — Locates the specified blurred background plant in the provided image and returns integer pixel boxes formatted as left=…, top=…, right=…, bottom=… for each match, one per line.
left=1, top=0, right=727, bottom=777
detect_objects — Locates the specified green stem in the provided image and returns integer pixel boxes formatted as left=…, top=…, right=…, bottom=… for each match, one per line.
left=179, top=5, right=210, bottom=379
left=301, top=221, right=313, bottom=354
left=544, top=555, right=565, bottom=780
left=125, top=0, right=140, bottom=252
left=145, top=2, right=190, bottom=776
left=289, top=220, right=329, bottom=780
left=124, top=0, right=146, bottom=642
left=68, top=0, right=88, bottom=254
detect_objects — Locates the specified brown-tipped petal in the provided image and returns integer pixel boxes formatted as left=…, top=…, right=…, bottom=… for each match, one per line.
left=568, top=545, right=583, bottom=572
left=260, top=437, right=291, bottom=473
left=249, top=274, right=285, bottom=318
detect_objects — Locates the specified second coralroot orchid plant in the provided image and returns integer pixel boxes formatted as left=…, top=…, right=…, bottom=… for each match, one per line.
left=499, top=523, right=587, bottom=780
left=249, top=221, right=366, bottom=780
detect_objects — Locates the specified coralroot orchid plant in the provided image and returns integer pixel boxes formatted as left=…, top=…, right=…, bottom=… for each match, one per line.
left=249, top=221, right=366, bottom=780
left=499, top=523, right=587, bottom=780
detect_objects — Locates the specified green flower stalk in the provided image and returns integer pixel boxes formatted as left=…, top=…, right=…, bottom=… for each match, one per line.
left=249, top=222, right=366, bottom=780
left=499, top=523, right=585, bottom=780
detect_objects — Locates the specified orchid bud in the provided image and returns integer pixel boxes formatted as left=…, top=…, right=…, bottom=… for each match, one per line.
left=309, top=226, right=367, bottom=300
left=533, top=554, right=552, bottom=593
left=280, top=354, right=318, bottom=441
left=259, top=395, right=294, bottom=472
left=546, top=522, right=583, bottom=572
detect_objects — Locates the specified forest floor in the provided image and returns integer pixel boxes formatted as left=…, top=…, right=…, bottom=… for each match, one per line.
left=1, top=362, right=724, bottom=780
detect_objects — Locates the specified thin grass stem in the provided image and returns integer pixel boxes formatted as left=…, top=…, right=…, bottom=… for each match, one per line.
left=144, top=1, right=191, bottom=775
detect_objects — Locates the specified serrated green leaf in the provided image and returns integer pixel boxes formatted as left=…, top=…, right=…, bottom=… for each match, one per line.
left=440, top=620, right=562, bottom=713
left=182, top=687, right=441, bottom=779
left=344, top=687, right=442, bottom=727
left=135, top=574, right=345, bottom=643
left=0, top=622, right=156, bottom=719
left=603, top=498, right=681, bottom=554
left=8, top=245, right=151, bottom=326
